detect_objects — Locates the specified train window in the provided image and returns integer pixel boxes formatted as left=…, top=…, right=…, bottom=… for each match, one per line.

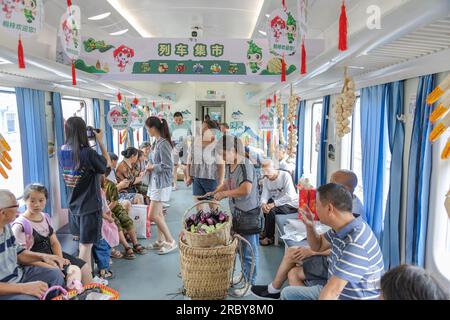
left=309, top=101, right=323, bottom=187
left=0, top=89, right=24, bottom=196
left=351, top=97, right=364, bottom=202
left=61, top=97, right=88, bottom=123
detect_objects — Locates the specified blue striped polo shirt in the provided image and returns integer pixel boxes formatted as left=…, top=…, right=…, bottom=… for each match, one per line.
left=0, top=225, right=25, bottom=283
left=324, top=217, right=384, bottom=300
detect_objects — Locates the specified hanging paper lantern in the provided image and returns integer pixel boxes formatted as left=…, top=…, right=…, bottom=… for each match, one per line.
left=0, top=0, right=45, bottom=69
left=339, top=0, right=348, bottom=51
left=107, top=105, right=131, bottom=130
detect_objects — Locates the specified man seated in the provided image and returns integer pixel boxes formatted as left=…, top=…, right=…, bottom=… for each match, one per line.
left=276, top=144, right=296, bottom=178
left=282, top=183, right=384, bottom=300
left=259, top=159, right=298, bottom=246
left=0, top=190, right=68, bottom=300
left=330, top=170, right=365, bottom=219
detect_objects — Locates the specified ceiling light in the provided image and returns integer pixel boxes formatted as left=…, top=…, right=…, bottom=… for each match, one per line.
left=258, top=30, right=267, bottom=36
left=348, top=66, right=365, bottom=70
left=248, top=0, right=265, bottom=38
left=107, top=0, right=152, bottom=37
left=88, top=12, right=111, bottom=21
left=265, top=14, right=270, bottom=18
left=175, top=81, right=183, bottom=84
left=109, top=29, right=129, bottom=36
left=100, top=82, right=116, bottom=91
left=27, top=60, right=72, bottom=79
left=238, top=82, right=248, bottom=85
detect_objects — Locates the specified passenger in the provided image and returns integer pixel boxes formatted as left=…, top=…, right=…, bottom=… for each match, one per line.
left=259, top=159, right=298, bottom=246
left=145, top=117, right=178, bottom=255
left=329, top=170, right=365, bottom=219
left=282, top=183, right=384, bottom=300
left=208, top=135, right=261, bottom=296
left=58, top=117, right=110, bottom=274
left=115, top=147, right=145, bottom=205
left=186, top=120, right=225, bottom=207
left=220, top=123, right=230, bottom=135
left=380, top=265, right=449, bottom=300
left=107, top=152, right=119, bottom=184
left=103, top=167, right=146, bottom=259
left=275, top=144, right=296, bottom=178
left=170, top=112, right=192, bottom=191
left=0, top=189, right=67, bottom=300
left=134, top=149, right=151, bottom=202
left=11, top=184, right=92, bottom=287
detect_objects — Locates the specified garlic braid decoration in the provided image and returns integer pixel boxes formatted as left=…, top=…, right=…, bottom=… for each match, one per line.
left=336, top=67, right=356, bottom=138
left=287, top=85, right=299, bottom=157
left=276, top=94, right=286, bottom=145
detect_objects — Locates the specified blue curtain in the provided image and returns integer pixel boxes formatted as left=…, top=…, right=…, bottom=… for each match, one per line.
left=93, top=98, right=101, bottom=128
left=16, top=88, right=52, bottom=213
left=52, top=92, right=68, bottom=209
left=295, top=100, right=306, bottom=183
left=382, top=81, right=405, bottom=270
left=103, top=100, right=114, bottom=153
left=317, top=95, right=330, bottom=187
left=405, top=74, right=435, bottom=267
left=360, top=85, right=387, bottom=241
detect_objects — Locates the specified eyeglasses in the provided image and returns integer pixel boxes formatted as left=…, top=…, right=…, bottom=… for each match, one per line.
left=0, top=205, right=19, bottom=211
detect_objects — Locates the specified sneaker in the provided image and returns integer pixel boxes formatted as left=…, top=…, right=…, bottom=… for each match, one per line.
left=92, top=276, right=108, bottom=286
left=163, top=203, right=171, bottom=208
left=250, top=285, right=280, bottom=300
left=158, top=240, right=178, bottom=255
left=230, top=284, right=251, bottom=297
left=146, top=241, right=164, bottom=250
left=232, top=274, right=244, bottom=286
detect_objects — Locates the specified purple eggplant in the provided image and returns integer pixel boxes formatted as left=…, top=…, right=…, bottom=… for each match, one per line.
left=206, top=218, right=214, bottom=226
left=218, top=212, right=227, bottom=222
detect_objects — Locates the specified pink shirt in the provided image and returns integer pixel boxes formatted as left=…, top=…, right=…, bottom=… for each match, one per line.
left=11, top=213, right=52, bottom=250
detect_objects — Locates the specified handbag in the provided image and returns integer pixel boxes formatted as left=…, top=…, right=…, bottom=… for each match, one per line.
left=232, top=206, right=263, bottom=235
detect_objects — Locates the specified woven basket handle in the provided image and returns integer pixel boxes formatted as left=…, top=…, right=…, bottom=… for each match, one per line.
left=182, top=200, right=221, bottom=222
left=41, top=285, right=69, bottom=300
left=230, top=234, right=255, bottom=298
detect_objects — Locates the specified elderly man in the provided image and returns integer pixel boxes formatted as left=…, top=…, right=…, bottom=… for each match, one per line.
left=170, top=112, right=192, bottom=191
left=276, top=144, right=296, bottom=177
left=259, top=159, right=298, bottom=246
left=330, top=170, right=365, bottom=219
left=0, top=190, right=67, bottom=300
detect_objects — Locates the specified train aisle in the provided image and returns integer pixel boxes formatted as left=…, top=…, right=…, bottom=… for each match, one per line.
left=108, top=182, right=285, bottom=300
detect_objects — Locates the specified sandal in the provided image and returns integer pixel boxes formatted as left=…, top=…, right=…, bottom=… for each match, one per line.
left=123, top=247, right=136, bottom=260
left=133, top=244, right=147, bottom=255
left=98, top=269, right=115, bottom=280
left=158, top=240, right=178, bottom=255
left=111, top=249, right=123, bottom=259
left=259, top=238, right=274, bottom=246
left=146, top=241, right=164, bottom=250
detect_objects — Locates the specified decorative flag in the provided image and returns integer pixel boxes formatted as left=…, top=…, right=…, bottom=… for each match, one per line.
left=0, top=0, right=44, bottom=69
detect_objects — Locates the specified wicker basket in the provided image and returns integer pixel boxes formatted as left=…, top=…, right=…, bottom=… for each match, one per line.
left=180, top=237, right=238, bottom=300
left=52, top=284, right=120, bottom=300
left=183, top=200, right=232, bottom=248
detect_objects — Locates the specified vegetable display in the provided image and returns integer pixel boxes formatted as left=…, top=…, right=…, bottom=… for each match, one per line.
left=185, top=209, right=230, bottom=235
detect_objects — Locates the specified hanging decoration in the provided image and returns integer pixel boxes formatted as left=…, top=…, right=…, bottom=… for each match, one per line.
left=59, top=2, right=81, bottom=85
left=301, top=37, right=306, bottom=75
left=107, top=104, right=131, bottom=131
left=335, top=67, right=356, bottom=138
left=117, top=92, right=122, bottom=103
left=0, top=0, right=44, bottom=69
left=268, top=3, right=298, bottom=82
left=298, top=0, right=310, bottom=75
left=276, top=94, right=286, bottom=145
left=287, top=85, right=298, bottom=157
left=338, top=0, right=348, bottom=52
left=428, top=74, right=450, bottom=160
left=0, top=133, right=12, bottom=179
left=129, top=105, right=146, bottom=130
left=132, top=97, right=139, bottom=106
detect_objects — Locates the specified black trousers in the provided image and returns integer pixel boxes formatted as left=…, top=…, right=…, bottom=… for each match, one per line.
left=263, top=201, right=298, bottom=239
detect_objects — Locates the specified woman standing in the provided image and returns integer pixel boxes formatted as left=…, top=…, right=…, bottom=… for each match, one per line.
left=208, top=135, right=261, bottom=296
left=115, top=147, right=145, bottom=205
left=58, top=117, right=110, bottom=274
left=145, top=117, right=177, bottom=254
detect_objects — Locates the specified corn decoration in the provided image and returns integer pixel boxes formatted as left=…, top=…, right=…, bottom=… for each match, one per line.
left=276, top=94, right=286, bottom=145
left=428, top=74, right=450, bottom=160
left=335, top=67, right=356, bottom=138
left=0, top=133, right=12, bottom=179
left=287, top=85, right=298, bottom=157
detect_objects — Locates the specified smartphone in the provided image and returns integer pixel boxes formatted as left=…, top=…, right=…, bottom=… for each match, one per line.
left=87, top=126, right=100, bottom=140
left=197, top=195, right=214, bottom=201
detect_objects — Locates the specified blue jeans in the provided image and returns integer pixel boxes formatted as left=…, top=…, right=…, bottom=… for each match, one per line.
left=281, top=285, right=323, bottom=300
left=93, top=239, right=111, bottom=271
left=239, top=233, right=259, bottom=285
left=193, top=178, right=218, bottom=196
left=0, top=266, right=65, bottom=300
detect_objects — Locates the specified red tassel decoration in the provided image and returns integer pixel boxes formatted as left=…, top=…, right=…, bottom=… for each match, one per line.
left=274, top=94, right=277, bottom=105
left=152, top=101, right=156, bottom=108
left=339, top=0, right=348, bottom=51
left=281, top=56, right=286, bottom=82
left=18, top=37, right=25, bottom=69
left=137, top=130, right=140, bottom=146
left=282, top=0, right=286, bottom=11
left=301, top=37, right=307, bottom=75
left=168, top=104, right=171, bottom=111
left=117, top=92, right=122, bottom=103
left=119, top=131, right=122, bottom=145
left=67, top=0, right=72, bottom=7
left=132, top=97, right=139, bottom=106
left=71, top=61, right=77, bottom=85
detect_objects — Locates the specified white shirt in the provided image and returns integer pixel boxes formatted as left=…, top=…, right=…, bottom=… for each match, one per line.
left=353, top=196, right=365, bottom=219
left=260, top=170, right=298, bottom=208
left=279, top=156, right=296, bottom=177
left=107, top=168, right=117, bottom=184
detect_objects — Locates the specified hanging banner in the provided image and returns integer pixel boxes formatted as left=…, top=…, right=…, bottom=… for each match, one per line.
left=107, top=105, right=131, bottom=130
left=72, top=37, right=305, bottom=82
left=129, top=105, right=146, bottom=130
left=59, top=5, right=81, bottom=60
left=268, top=8, right=298, bottom=57
left=0, top=0, right=44, bottom=37
left=298, top=0, right=310, bottom=36
left=259, top=107, right=276, bottom=131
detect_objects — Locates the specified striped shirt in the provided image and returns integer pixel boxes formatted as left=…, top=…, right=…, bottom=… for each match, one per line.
left=0, top=225, right=25, bottom=283
left=324, top=217, right=384, bottom=300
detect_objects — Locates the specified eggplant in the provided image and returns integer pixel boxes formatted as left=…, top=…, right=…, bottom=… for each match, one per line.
left=206, top=218, right=214, bottom=226
left=218, top=212, right=227, bottom=222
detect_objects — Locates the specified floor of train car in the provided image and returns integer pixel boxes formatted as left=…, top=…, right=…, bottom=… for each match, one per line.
left=108, top=182, right=285, bottom=300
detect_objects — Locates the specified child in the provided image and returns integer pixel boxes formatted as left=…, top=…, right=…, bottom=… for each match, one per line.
left=11, top=184, right=91, bottom=288
left=103, top=167, right=146, bottom=259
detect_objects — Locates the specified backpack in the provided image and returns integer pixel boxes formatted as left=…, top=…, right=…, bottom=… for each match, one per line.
left=12, top=213, right=52, bottom=250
